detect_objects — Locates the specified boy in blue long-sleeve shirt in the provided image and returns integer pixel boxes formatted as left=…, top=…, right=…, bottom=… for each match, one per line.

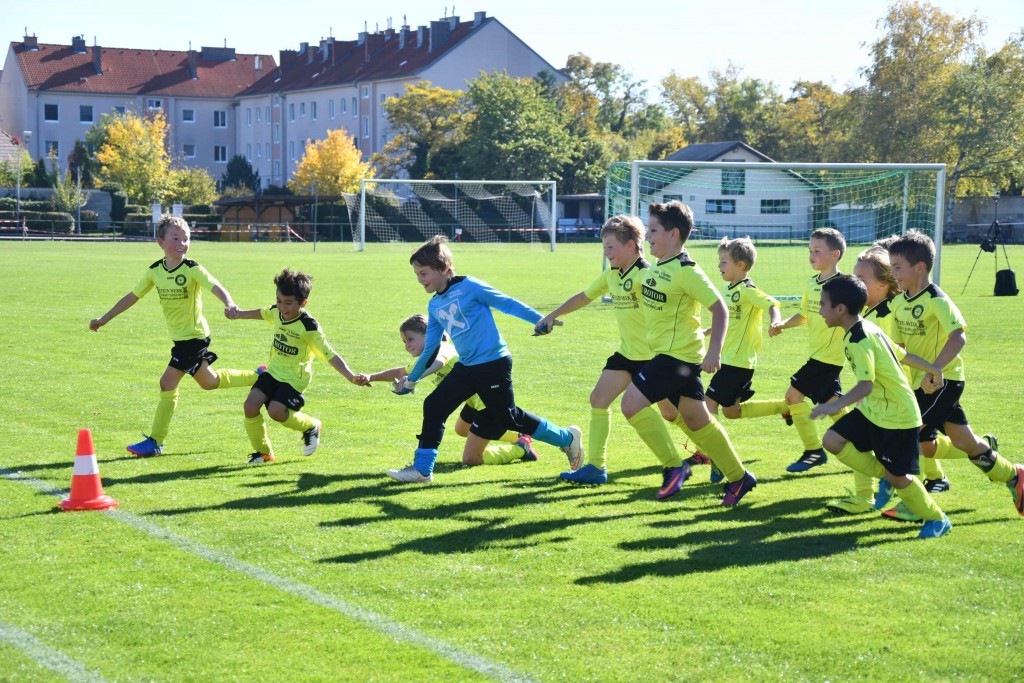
left=387, top=235, right=583, bottom=483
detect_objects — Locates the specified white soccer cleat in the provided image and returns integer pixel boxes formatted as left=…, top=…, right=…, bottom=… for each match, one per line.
left=561, top=425, right=584, bottom=471
left=386, top=464, right=433, bottom=483
left=302, top=419, right=322, bottom=456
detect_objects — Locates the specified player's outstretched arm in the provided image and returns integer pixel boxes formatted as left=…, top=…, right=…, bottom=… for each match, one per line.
left=930, top=329, right=966, bottom=374
left=702, top=299, right=728, bottom=374
left=363, top=366, right=407, bottom=384
left=810, top=380, right=871, bottom=419
left=770, top=312, right=805, bottom=337
left=89, top=292, right=139, bottom=331
left=210, top=284, right=239, bottom=318
left=536, top=291, right=592, bottom=335
left=228, top=308, right=263, bottom=321
left=328, top=354, right=364, bottom=385
left=901, top=353, right=944, bottom=393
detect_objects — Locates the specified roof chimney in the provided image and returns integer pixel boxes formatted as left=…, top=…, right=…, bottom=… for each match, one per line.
left=254, top=55, right=263, bottom=71
left=187, top=49, right=198, bottom=79
left=23, top=35, right=38, bottom=51
left=473, top=11, right=486, bottom=26
left=357, top=31, right=367, bottom=45
left=71, top=35, right=86, bottom=53
left=399, top=25, right=410, bottom=49
left=429, top=20, right=452, bottom=53
left=298, top=41, right=308, bottom=55
left=448, top=15, right=460, bottom=29
left=92, top=43, right=102, bottom=75
left=417, top=25, right=426, bottom=48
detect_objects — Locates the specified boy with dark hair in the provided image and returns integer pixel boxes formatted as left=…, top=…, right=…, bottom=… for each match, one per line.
left=811, top=275, right=952, bottom=539
left=90, top=215, right=259, bottom=457
left=229, top=268, right=365, bottom=463
left=743, top=227, right=849, bottom=473
left=888, top=230, right=1023, bottom=516
left=388, top=236, right=582, bottom=483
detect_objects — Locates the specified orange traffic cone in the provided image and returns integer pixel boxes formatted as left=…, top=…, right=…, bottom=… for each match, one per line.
left=59, top=429, right=118, bottom=511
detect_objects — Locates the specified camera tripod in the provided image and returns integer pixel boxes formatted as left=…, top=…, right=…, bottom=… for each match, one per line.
left=961, top=197, right=1016, bottom=295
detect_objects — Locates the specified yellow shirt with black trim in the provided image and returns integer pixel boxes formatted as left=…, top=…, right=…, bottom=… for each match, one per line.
left=260, top=305, right=338, bottom=392
left=863, top=297, right=896, bottom=338
left=583, top=257, right=651, bottom=361
left=889, top=284, right=967, bottom=389
left=405, top=339, right=484, bottom=411
left=800, top=272, right=846, bottom=366
left=132, top=258, right=220, bottom=341
left=721, top=278, right=779, bottom=369
left=641, top=251, right=722, bottom=364
left=843, top=319, right=922, bottom=429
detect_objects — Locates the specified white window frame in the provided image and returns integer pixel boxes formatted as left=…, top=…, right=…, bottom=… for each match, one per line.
left=265, top=106, right=270, bottom=124
left=300, top=102, right=306, bottom=118
left=214, top=110, right=227, bottom=128
left=289, top=103, right=295, bottom=122
left=311, top=101, right=317, bottom=121
left=361, top=116, right=369, bottom=138
left=214, top=145, right=228, bottom=163
left=289, top=141, right=295, bottom=160
left=255, top=107, right=261, bottom=123
left=340, top=98, right=347, bottom=115
left=329, top=99, right=335, bottom=119
left=183, top=144, right=196, bottom=159
left=79, top=105, right=94, bottom=123
left=273, top=123, right=280, bottom=143
left=147, top=98, right=162, bottom=111
left=362, top=86, right=369, bottom=98
left=113, top=106, right=126, bottom=115
left=246, top=108, right=252, bottom=126
left=44, top=104, right=59, bottom=122
left=351, top=97, right=357, bottom=116
left=45, top=140, right=59, bottom=156
left=246, top=143, right=252, bottom=161
left=182, top=108, right=195, bottom=123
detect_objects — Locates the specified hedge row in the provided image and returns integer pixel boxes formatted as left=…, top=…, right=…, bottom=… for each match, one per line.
left=0, top=210, right=75, bottom=233
left=0, top=197, right=52, bottom=212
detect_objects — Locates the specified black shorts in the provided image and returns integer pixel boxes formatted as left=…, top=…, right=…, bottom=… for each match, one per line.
left=603, top=352, right=648, bottom=378
left=916, top=381, right=969, bottom=442
left=706, top=364, right=755, bottom=408
left=832, top=409, right=920, bottom=477
left=790, top=359, right=843, bottom=405
left=253, top=371, right=305, bottom=411
left=633, top=354, right=705, bottom=407
left=459, top=403, right=480, bottom=425
left=169, top=337, right=218, bottom=376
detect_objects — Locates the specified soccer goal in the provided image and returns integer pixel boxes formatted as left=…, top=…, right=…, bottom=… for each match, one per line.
left=606, top=161, right=947, bottom=298
left=343, top=179, right=557, bottom=251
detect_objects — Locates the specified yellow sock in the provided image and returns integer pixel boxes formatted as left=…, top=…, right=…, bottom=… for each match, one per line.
left=589, top=407, right=611, bottom=469
left=692, top=420, right=744, bottom=483
left=969, top=448, right=1017, bottom=484
left=852, top=470, right=875, bottom=500
left=932, top=434, right=968, bottom=460
left=149, top=388, right=179, bottom=444
left=244, top=414, right=273, bottom=454
left=627, top=406, right=681, bottom=468
left=835, top=442, right=887, bottom=479
left=739, top=399, right=788, bottom=418
left=214, top=368, right=258, bottom=389
left=481, top=442, right=525, bottom=465
left=498, top=431, right=519, bottom=445
left=789, top=400, right=821, bottom=451
left=895, top=477, right=944, bottom=521
left=281, top=410, right=316, bottom=433
left=921, top=454, right=945, bottom=480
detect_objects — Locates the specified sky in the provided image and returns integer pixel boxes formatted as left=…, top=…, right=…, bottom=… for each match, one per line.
left=6, top=0, right=1024, bottom=98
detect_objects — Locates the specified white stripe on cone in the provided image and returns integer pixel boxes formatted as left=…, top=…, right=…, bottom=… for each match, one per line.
left=72, top=454, right=99, bottom=476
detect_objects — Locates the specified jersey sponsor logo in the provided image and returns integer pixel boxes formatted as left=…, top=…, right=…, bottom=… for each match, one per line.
left=646, top=277, right=657, bottom=287
left=273, top=332, right=298, bottom=356
left=912, top=304, right=924, bottom=319
left=436, top=300, right=469, bottom=337
left=731, top=291, right=741, bottom=303
left=623, top=278, right=634, bottom=292
left=174, top=274, right=187, bottom=286
left=642, top=284, right=666, bottom=303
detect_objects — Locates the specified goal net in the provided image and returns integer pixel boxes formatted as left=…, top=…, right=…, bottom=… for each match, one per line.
left=606, top=161, right=946, bottom=298
left=343, top=179, right=557, bottom=250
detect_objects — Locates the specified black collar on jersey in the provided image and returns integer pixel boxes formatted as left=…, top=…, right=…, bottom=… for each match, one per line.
left=436, top=275, right=465, bottom=296
left=815, top=271, right=842, bottom=285
left=865, top=296, right=894, bottom=319
left=150, top=257, right=196, bottom=271
left=728, top=277, right=754, bottom=291
left=903, top=283, right=942, bottom=302
left=845, top=319, right=868, bottom=343
left=619, top=257, right=649, bottom=278
left=656, top=250, right=695, bottom=267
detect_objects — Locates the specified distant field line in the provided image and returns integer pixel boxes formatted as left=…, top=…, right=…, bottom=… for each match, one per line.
left=0, top=469, right=535, bottom=683
left=0, top=619, right=111, bottom=683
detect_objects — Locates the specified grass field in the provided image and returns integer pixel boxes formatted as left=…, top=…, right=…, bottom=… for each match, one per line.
left=1, top=240, right=1022, bottom=682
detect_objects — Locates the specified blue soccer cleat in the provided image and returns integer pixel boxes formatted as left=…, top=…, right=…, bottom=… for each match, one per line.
left=560, top=463, right=607, bottom=486
left=710, top=462, right=724, bottom=484
left=873, top=478, right=895, bottom=510
left=127, top=434, right=163, bottom=458
left=786, top=448, right=828, bottom=473
left=918, top=515, right=952, bottom=539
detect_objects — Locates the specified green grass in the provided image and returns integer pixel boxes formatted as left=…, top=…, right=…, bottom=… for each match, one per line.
left=1, top=241, right=1022, bottom=682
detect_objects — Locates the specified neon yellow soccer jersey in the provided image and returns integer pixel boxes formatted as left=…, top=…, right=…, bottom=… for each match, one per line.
left=132, top=258, right=220, bottom=341
left=844, top=319, right=922, bottom=429
left=863, top=296, right=896, bottom=338
left=721, top=278, right=779, bottom=369
left=641, top=251, right=722, bottom=363
left=890, top=283, right=966, bottom=388
left=260, top=305, right=338, bottom=392
left=583, top=257, right=652, bottom=361
left=801, top=272, right=846, bottom=366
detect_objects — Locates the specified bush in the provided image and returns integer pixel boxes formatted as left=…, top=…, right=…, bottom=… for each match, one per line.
left=0, top=209, right=74, bottom=233
left=0, top=197, right=51, bottom=212
left=109, top=191, right=128, bottom=223
left=80, top=210, right=99, bottom=231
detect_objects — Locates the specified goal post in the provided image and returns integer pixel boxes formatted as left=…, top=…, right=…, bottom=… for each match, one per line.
left=345, top=179, right=557, bottom=251
left=607, top=161, right=947, bottom=298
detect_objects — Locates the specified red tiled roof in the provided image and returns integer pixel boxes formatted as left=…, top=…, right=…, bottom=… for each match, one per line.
left=13, top=43, right=276, bottom=98
left=240, top=18, right=487, bottom=96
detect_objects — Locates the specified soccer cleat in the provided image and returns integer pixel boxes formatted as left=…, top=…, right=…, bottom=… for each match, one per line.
left=516, top=434, right=539, bottom=462
left=386, top=464, right=433, bottom=484
left=1009, top=464, right=1024, bottom=516
left=127, top=435, right=163, bottom=458
left=873, top=479, right=895, bottom=510
left=247, top=452, right=275, bottom=464
left=917, top=515, right=952, bottom=539
left=561, top=425, right=584, bottom=471
left=656, top=463, right=691, bottom=501
left=255, top=364, right=268, bottom=375
left=923, top=477, right=950, bottom=494
left=710, top=463, right=724, bottom=484
left=721, top=470, right=757, bottom=507
left=786, top=448, right=828, bottom=473
left=301, top=419, right=322, bottom=456
left=983, top=433, right=999, bottom=451
left=684, top=451, right=711, bottom=466
left=781, top=411, right=793, bottom=426
left=826, top=488, right=875, bottom=515
left=559, top=463, right=608, bottom=486
left=881, top=501, right=923, bottom=524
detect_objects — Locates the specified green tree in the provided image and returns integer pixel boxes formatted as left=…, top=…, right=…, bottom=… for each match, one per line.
left=0, top=148, right=32, bottom=187
left=167, top=167, right=218, bottom=206
left=221, top=154, right=260, bottom=193
left=459, top=71, right=574, bottom=181
left=29, top=157, right=50, bottom=187
left=776, top=81, right=852, bottom=162
left=49, top=159, right=90, bottom=214
left=66, top=139, right=97, bottom=188
left=288, top=128, right=374, bottom=196
left=95, top=110, right=171, bottom=203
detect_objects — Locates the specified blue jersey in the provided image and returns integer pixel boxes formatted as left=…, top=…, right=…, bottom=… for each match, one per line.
left=407, top=275, right=541, bottom=382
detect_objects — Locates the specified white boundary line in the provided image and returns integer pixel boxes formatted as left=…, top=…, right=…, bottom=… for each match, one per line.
left=0, top=619, right=111, bottom=683
left=1, top=470, right=535, bottom=683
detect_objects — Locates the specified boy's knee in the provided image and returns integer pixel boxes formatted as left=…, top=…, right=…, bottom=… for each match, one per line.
left=721, top=405, right=741, bottom=420
left=267, top=405, right=289, bottom=422
left=453, top=421, right=471, bottom=438
left=784, top=387, right=803, bottom=404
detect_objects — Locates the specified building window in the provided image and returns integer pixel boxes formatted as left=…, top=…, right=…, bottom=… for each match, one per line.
left=722, top=169, right=745, bottom=196
left=300, top=102, right=306, bottom=117
left=273, top=95, right=280, bottom=107
left=44, top=104, right=59, bottom=121
left=706, top=199, right=736, bottom=214
left=246, top=144, right=252, bottom=161
left=246, top=108, right=252, bottom=126
left=147, top=98, right=162, bottom=111
left=214, top=110, right=227, bottom=128
left=273, top=160, right=280, bottom=179
left=379, top=93, right=386, bottom=105
left=265, top=106, right=270, bottom=124
left=381, top=133, right=388, bottom=148
left=273, top=124, right=280, bottom=143
left=289, top=103, right=295, bottom=122
left=761, top=199, right=791, bottom=215
left=183, top=144, right=196, bottom=158
left=340, top=98, right=347, bottom=115
left=255, top=107, right=261, bottom=123
left=362, top=86, right=369, bottom=98
left=362, top=116, right=369, bottom=137
left=214, top=145, right=227, bottom=162
left=182, top=109, right=195, bottom=122
left=79, top=105, right=93, bottom=123
left=664, top=194, right=683, bottom=202
left=256, top=144, right=262, bottom=159
left=329, top=100, right=335, bottom=119
left=113, top=106, right=126, bottom=115
left=351, top=97, right=357, bottom=116
left=45, top=140, right=59, bottom=156
left=311, top=101, right=317, bottom=121
left=289, top=141, right=295, bottom=160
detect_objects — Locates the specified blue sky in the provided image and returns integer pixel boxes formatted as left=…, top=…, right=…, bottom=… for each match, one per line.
left=7, top=0, right=1023, bottom=97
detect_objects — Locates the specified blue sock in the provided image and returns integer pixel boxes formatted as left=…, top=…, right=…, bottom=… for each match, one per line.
left=413, top=448, right=438, bottom=476
left=531, top=418, right=572, bottom=449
